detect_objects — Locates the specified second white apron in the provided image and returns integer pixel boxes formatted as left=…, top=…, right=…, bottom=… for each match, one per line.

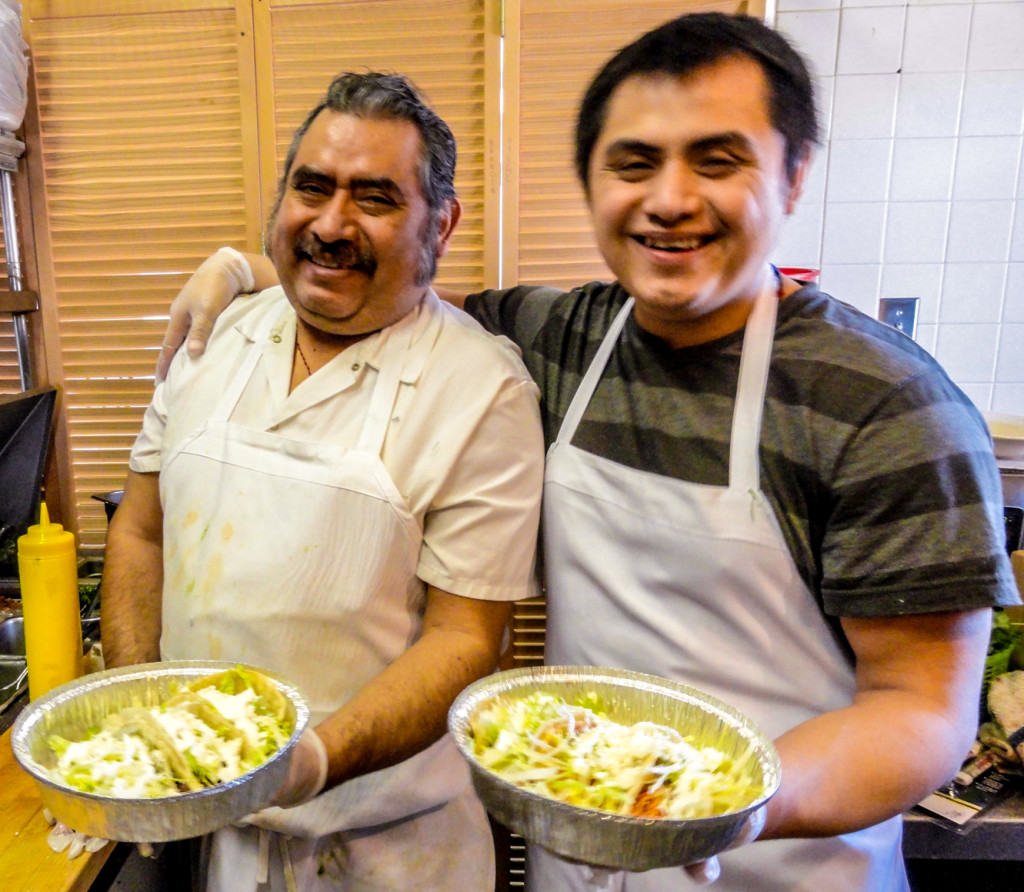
left=531, top=272, right=909, bottom=892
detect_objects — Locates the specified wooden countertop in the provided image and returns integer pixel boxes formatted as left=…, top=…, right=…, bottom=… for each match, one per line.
left=0, top=727, right=114, bottom=892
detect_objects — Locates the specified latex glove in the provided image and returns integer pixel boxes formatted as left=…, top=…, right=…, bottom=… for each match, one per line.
left=681, top=805, right=767, bottom=886
left=156, top=246, right=255, bottom=382
left=237, top=728, right=329, bottom=828
left=572, top=804, right=764, bottom=888
left=44, top=809, right=157, bottom=860
left=42, top=810, right=111, bottom=860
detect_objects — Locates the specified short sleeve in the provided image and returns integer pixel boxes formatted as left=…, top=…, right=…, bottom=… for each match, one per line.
left=820, top=368, right=1017, bottom=616
left=415, top=372, right=545, bottom=603
left=129, top=380, right=171, bottom=474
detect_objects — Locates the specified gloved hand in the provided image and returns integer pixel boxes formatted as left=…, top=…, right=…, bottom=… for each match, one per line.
left=238, top=727, right=329, bottom=829
left=680, top=805, right=766, bottom=886
left=569, top=804, right=764, bottom=888
left=156, top=246, right=255, bottom=382
left=270, top=727, right=330, bottom=809
left=42, top=809, right=141, bottom=860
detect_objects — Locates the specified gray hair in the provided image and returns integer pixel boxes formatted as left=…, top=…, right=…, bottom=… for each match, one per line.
left=278, top=71, right=457, bottom=216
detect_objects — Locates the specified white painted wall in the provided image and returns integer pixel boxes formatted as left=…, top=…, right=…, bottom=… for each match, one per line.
left=772, top=0, right=1024, bottom=413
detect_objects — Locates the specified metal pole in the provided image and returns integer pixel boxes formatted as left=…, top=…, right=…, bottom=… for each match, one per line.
left=0, top=167, right=33, bottom=390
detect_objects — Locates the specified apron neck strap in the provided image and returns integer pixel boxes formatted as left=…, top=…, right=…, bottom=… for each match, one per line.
left=356, top=318, right=413, bottom=457
left=556, top=297, right=634, bottom=444
left=729, top=267, right=781, bottom=492
left=554, top=267, right=781, bottom=493
left=209, top=310, right=285, bottom=423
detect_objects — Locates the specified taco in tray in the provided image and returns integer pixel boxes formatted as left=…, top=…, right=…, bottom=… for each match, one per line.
left=188, top=666, right=290, bottom=722
left=47, top=666, right=294, bottom=799
left=105, top=707, right=204, bottom=792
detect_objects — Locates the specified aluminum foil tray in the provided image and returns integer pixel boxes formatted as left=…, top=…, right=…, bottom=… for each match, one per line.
left=11, top=661, right=309, bottom=842
left=448, top=665, right=780, bottom=872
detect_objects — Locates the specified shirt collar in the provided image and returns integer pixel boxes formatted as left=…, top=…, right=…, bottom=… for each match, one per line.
left=235, top=286, right=439, bottom=387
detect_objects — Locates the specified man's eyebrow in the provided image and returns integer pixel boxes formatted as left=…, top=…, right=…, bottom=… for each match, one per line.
left=289, top=165, right=333, bottom=184
left=688, top=131, right=756, bottom=154
left=602, top=132, right=757, bottom=158
left=602, top=138, right=661, bottom=158
left=288, top=167, right=406, bottom=201
left=349, top=176, right=406, bottom=201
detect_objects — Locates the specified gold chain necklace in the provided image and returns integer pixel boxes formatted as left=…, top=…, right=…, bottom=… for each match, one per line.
left=296, top=338, right=313, bottom=376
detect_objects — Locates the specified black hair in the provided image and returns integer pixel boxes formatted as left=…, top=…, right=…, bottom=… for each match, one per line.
left=574, top=13, right=819, bottom=193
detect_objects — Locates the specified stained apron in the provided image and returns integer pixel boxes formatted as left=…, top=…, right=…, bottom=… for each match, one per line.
left=530, top=270, right=909, bottom=891
left=159, top=308, right=491, bottom=891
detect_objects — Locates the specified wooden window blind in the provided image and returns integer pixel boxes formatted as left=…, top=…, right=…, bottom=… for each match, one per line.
left=21, top=0, right=494, bottom=547
left=256, top=0, right=496, bottom=292
left=21, top=0, right=261, bottom=548
left=503, top=0, right=763, bottom=291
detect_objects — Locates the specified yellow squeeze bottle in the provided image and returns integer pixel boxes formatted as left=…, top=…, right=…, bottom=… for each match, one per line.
left=18, top=502, right=83, bottom=700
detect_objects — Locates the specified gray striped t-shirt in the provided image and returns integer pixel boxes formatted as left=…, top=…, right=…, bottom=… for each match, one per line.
left=465, top=281, right=1018, bottom=622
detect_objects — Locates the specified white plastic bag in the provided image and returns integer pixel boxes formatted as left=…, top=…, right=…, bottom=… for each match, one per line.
left=0, top=0, right=29, bottom=132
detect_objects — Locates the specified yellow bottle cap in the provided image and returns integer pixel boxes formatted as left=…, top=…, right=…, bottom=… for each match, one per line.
left=18, top=502, right=77, bottom=558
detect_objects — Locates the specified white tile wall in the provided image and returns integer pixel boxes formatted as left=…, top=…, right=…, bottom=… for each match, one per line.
left=827, top=139, right=893, bottom=200
left=1010, top=201, right=1024, bottom=260
left=960, top=70, right=1024, bottom=136
left=902, top=4, right=972, bottom=72
left=837, top=6, right=906, bottom=73
left=884, top=201, right=950, bottom=262
left=946, top=200, right=1013, bottom=261
left=939, top=262, right=1006, bottom=322
left=890, top=138, right=956, bottom=200
left=824, top=202, right=888, bottom=262
left=996, top=323, right=1024, bottom=380
left=895, top=73, right=963, bottom=136
left=831, top=74, right=900, bottom=137
left=773, top=0, right=1024, bottom=412
left=952, top=136, right=1022, bottom=201
left=935, top=323, right=1000, bottom=380
left=1006, top=263, right=1024, bottom=322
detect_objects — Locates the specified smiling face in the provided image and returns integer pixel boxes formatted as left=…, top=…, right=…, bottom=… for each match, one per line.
left=268, top=109, right=458, bottom=338
left=586, top=56, right=808, bottom=348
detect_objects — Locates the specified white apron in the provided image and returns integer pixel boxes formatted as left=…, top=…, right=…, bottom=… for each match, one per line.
left=531, top=273, right=909, bottom=892
left=159, top=308, right=491, bottom=892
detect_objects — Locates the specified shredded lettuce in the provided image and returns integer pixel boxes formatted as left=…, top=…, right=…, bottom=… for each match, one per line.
left=48, top=677, right=292, bottom=799
left=471, top=692, right=762, bottom=819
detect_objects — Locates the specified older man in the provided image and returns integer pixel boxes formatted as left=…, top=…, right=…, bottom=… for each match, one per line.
left=164, top=13, right=1018, bottom=892
left=102, top=72, right=544, bottom=892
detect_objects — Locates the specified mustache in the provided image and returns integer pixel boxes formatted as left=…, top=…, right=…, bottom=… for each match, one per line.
left=294, top=234, right=377, bottom=275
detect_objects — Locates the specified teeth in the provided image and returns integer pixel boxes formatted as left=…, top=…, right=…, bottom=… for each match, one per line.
left=642, top=236, right=702, bottom=251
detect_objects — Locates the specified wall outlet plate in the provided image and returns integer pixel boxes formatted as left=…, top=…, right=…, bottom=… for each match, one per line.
left=878, top=297, right=919, bottom=340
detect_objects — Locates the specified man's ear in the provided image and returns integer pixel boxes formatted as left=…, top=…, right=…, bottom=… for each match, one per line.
left=434, top=198, right=462, bottom=259
left=784, top=147, right=812, bottom=215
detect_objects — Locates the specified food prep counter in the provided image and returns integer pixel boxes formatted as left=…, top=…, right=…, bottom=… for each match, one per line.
left=903, top=791, right=1024, bottom=860
left=0, top=722, right=116, bottom=892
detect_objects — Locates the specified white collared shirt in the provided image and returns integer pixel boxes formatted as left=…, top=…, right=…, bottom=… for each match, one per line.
left=132, top=286, right=544, bottom=602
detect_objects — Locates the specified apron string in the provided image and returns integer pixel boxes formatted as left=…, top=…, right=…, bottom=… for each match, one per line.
left=209, top=309, right=288, bottom=424
left=552, top=266, right=780, bottom=495
left=728, top=266, right=780, bottom=493
left=356, top=318, right=414, bottom=457
left=555, top=297, right=633, bottom=445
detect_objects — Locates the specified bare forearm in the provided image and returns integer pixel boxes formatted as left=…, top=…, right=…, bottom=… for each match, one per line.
left=99, top=473, right=165, bottom=668
left=763, top=693, right=973, bottom=838
left=761, top=609, right=989, bottom=839
left=314, top=593, right=510, bottom=790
